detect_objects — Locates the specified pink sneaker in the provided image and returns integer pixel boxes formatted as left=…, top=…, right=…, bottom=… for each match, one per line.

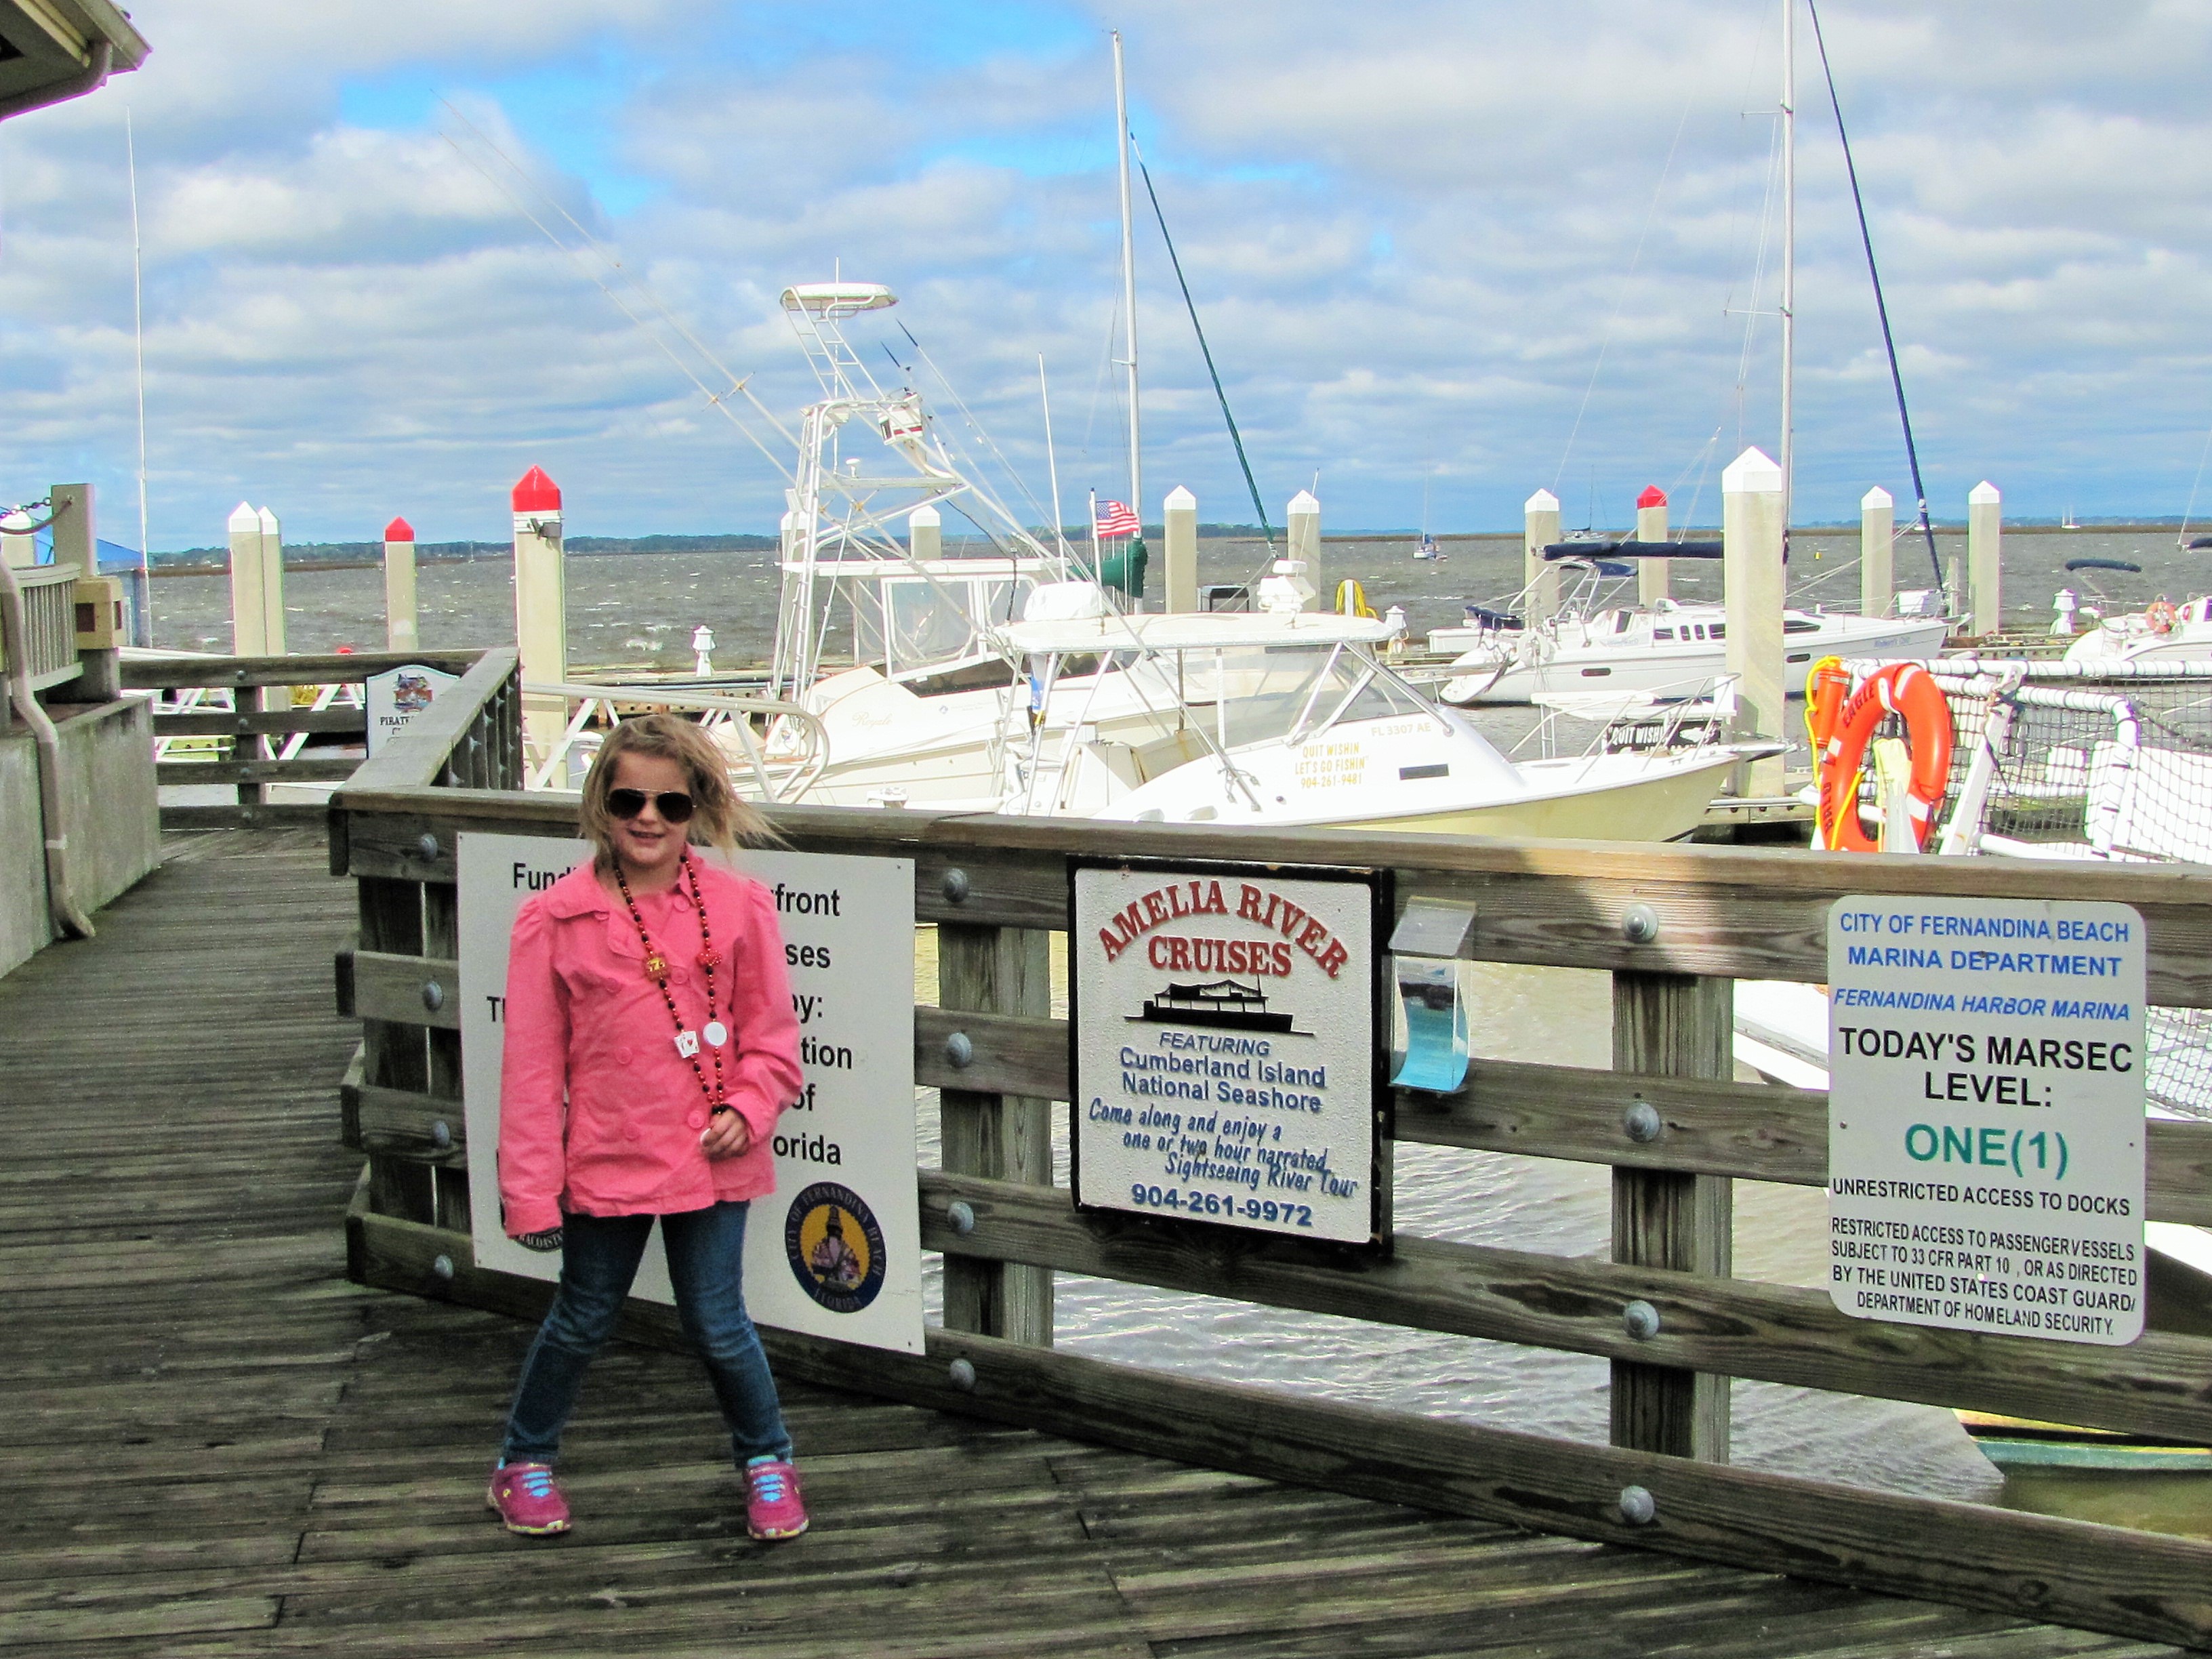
left=744, top=1457, right=807, bottom=1540
left=487, top=1460, right=571, bottom=1536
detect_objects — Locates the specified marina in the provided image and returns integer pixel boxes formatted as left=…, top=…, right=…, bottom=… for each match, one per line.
left=9, top=1, right=2212, bottom=1654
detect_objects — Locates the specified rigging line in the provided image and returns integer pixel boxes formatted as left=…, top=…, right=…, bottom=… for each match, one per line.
left=2179, top=421, right=2212, bottom=546
left=1551, top=75, right=1702, bottom=498
left=438, top=135, right=794, bottom=484
left=893, top=321, right=1057, bottom=550
left=1730, top=116, right=1785, bottom=457
left=438, top=99, right=796, bottom=452
left=1807, top=1, right=1944, bottom=596
left=1130, top=138, right=1276, bottom=554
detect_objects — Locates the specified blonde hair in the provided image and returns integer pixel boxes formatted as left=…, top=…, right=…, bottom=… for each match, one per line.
left=579, top=712, right=775, bottom=867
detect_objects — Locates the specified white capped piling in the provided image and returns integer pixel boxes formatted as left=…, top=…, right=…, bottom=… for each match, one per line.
left=1287, top=489, right=1321, bottom=611
left=907, top=502, right=941, bottom=562
left=1523, top=489, right=1561, bottom=623
left=0, top=508, right=35, bottom=568
left=1163, top=486, right=1199, bottom=613
left=383, top=516, right=419, bottom=653
left=1968, top=480, right=2002, bottom=636
left=511, top=466, right=567, bottom=773
left=49, top=483, right=94, bottom=572
left=227, top=501, right=266, bottom=655
left=257, top=506, right=287, bottom=655
left=1723, top=446, right=1785, bottom=796
left=1860, top=486, right=1893, bottom=618
left=1635, top=485, right=1668, bottom=606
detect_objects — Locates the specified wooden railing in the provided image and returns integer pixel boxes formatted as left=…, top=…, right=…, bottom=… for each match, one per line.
left=327, top=661, right=2212, bottom=1652
left=124, top=649, right=493, bottom=828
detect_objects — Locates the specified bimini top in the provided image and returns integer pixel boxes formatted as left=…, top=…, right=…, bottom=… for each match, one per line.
left=1002, top=610, right=1395, bottom=656
left=780, top=282, right=897, bottom=319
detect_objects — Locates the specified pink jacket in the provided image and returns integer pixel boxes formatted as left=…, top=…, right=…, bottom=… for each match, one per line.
left=497, top=858, right=803, bottom=1237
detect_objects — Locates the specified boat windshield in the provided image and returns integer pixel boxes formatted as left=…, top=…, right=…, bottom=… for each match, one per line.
left=852, top=575, right=1033, bottom=678
left=1173, top=642, right=1435, bottom=750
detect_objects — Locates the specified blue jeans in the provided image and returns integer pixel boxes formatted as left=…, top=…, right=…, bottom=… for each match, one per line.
left=501, top=1201, right=793, bottom=1468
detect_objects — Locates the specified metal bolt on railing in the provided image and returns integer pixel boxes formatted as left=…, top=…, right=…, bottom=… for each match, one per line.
left=1621, top=903, right=1660, bottom=945
left=1617, top=1485, right=1656, bottom=1525
left=945, top=1031, right=975, bottom=1069
left=431, top=1254, right=455, bottom=1283
left=940, top=867, right=970, bottom=904
left=947, top=1357, right=977, bottom=1391
left=1623, top=1300, right=1661, bottom=1340
left=430, top=1120, right=453, bottom=1150
left=1623, top=1101, right=1662, bottom=1143
left=415, top=833, right=439, bottom=860
left=947, top=1200, right=977, bottom=1235
left=421, top=980, right=445, bottom=1012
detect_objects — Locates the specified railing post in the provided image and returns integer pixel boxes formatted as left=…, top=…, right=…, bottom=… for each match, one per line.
left=938, top=922, right=1053, bottom=1345
left=358, top=872, right=436, bottom=1228
left=1610, top=970, right=1732, bottom=1461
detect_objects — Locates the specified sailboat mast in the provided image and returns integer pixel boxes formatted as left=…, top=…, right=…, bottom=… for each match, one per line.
left=1779, top=0, right=1796, bottom=543
left=1113, top=30, right=1142, bottom=529
left=1038, top=352, right=1067, bottom=560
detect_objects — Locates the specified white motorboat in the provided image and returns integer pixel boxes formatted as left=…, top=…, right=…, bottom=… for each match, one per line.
left=991, top=611, right=1765, bottom=840
left=1435, top=592, right=1950, bottom=706
left=2062, top=596, right=2212, bottom=666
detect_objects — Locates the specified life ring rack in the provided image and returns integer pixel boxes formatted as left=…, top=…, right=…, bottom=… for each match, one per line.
left=1807, top=658, right=1954, bottom=852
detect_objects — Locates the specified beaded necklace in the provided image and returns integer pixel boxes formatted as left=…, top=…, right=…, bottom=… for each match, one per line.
left=613, top=852, right=731, bottom=1114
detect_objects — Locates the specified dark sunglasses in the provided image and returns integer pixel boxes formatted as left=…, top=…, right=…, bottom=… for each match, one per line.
left=606, top=787, right=696, bottom=823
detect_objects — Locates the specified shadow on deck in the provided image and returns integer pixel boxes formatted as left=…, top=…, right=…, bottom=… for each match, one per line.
left=0, top=832, right=2182, bottom=1658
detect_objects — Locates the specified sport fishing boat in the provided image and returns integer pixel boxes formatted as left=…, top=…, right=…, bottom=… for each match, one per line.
left=1433, top=551, right=1950, bottom=706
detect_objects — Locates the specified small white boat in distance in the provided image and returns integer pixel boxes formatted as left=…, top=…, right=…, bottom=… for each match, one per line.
left=996, top=611, right=1765, bottom=840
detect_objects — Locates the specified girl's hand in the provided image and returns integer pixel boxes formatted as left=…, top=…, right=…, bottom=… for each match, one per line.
left=701, top=1108, right=753, bottom=1161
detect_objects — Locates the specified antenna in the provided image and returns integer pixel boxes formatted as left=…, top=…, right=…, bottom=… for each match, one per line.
left=1112, top=32, right=1141, bottom=529
left=125, top=110, right=150, bottom=644
left=1039, top=354, right=1067, bottom=559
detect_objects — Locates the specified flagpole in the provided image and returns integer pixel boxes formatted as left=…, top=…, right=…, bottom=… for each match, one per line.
left=1112, top=31, right=1141, bottom=539
left=1089, top=489, right=1101, bottom=581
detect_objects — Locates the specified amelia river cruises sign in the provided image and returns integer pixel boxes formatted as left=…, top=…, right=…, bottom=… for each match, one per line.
left=1069, top=859, right=1388, bottom=1248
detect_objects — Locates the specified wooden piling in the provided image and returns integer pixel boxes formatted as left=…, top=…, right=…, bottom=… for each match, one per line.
left=258, top=506, right=287, bottom=656
left=1163, top=486, right=1198, bottom=613
left=382, top=516, right=419, bottom=653
left=510, top=467, right=566, bottom=777
left=1722, top=447, right=1784, bottom=796
left=1523, top=489, right=1561, bottom=623
left=1968, top=480, right=2002, bottom=635
left=1635, top=485, right=1668, bottom=607
left=907, top=501, right=941, bottom=562
left=226, top=501, right=265, bottom=657
left=1287, top=489, right=1321, bottom=611
left=1860, top=485, right=1893, bottom=618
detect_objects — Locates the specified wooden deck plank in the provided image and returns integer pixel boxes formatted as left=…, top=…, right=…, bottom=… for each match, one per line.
left=0, top=833, right=2187, bottom=1659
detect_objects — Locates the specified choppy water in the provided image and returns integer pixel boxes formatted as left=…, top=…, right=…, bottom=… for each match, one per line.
left=149, top=529, right=2211, bottom=1530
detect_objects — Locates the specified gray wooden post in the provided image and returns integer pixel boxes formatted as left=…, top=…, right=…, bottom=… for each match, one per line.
left=1860, top=486, right=1893, bottom=618
left=1163, top=485, right=1199, bottom=613
left=1287, top=490, right=1321, bottom=611
left=1611, top=971, right=1732, bottom=1461
left=1523, top=489, right=1561, bottom=622
left=258, top=506, right=287, bottom=655
left=938, top=922, right=1053, bottom=1345
left=1968, top=480, right=2001, bottom=636
left=907, top=502, right=941, bottom=562
left=1722, top=447, right=1784, bottom=796
left=227, top=501, right=265, bottom=656
left=1635, top=485, right=1668, bottom=607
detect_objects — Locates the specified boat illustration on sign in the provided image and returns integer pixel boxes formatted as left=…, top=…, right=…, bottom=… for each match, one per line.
left=1134, top=979, right=1299, bottom=1033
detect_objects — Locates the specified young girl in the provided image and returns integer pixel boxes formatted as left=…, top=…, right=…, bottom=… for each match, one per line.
left=487, top=712, right=808, bottom=1541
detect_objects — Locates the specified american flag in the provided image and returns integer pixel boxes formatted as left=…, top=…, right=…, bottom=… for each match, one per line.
left=1095, top=499, right=1141, bottom=539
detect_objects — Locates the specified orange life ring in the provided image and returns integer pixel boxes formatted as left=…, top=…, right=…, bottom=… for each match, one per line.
left=2147, top=598, right=2177, bottom=634
left=1816, top=663, right=1953, bottom=852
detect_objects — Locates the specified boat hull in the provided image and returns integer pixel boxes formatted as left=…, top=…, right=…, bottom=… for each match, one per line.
left=1442, top=617, right=1952, bottom=705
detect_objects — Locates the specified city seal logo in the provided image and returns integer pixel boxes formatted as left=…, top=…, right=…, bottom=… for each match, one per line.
left=784, top=1181, right=887, bottom=1313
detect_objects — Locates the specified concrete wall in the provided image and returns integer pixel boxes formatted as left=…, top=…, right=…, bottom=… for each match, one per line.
left=0, top=696, right=159, bottom=979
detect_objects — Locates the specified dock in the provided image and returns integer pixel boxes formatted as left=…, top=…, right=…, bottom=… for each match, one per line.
left=0, top=821, right=2201, bottom=1656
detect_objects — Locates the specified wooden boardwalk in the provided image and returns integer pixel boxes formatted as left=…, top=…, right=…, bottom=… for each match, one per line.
left=0, top=832, right=2188, bottom=1658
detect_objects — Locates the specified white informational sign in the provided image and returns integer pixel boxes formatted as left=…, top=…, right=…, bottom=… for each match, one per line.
left=1071, top=860, right=1385, bottom=1246
left=1827, top=895, right=2146, bottom=1346
left=457, top=832, right=923, bottom=1353
left=364, top=664, right=459, bottom=756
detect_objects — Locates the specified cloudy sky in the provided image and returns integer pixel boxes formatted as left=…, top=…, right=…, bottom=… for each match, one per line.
left=3, top=0, right=2210, bottom=547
